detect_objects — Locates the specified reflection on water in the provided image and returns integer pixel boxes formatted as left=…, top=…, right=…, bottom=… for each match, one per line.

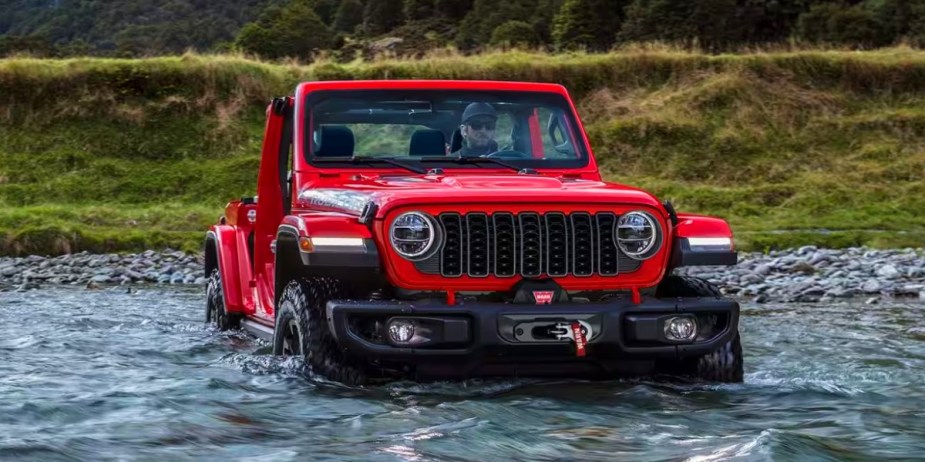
left=1, top=287, right=923, bottom=460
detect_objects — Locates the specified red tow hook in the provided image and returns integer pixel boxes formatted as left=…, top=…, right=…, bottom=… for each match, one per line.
left=571, top=321, right=587, bottom=357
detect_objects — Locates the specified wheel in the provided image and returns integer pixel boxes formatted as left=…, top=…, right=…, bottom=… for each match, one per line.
left=656, top=275, right=744, bottom=383
left=205, top=269, right=240, bottom=330
left=273, top=277, right=366, bottom=386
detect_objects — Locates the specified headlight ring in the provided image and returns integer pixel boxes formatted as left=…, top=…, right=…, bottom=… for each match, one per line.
left=389, top=211, right=441, bottom=260
left=615, top=211, right=662, bottom=260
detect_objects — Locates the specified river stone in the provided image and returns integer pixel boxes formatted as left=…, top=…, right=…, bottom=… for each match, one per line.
left=826, top=288, right=856, bottom=298
left=1, top=266, right=19, bottom=277
left=90, top=275, right=110, bottom=283
left=801, top=287, right=826, bottom=297
left=877, top=265, right=901, bottom=279
left=861, top=279, right=882, bottom=293
left=809, top=251, right=830, bottom=265
left=788, top=261, right=815, bottom=274
left=754, top=264, right=772, bottom=276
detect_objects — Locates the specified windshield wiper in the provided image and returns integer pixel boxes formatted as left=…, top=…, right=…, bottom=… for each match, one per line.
left=313, top=156, right=427, bottom=174
left=419, top=155, right=522, bottom=172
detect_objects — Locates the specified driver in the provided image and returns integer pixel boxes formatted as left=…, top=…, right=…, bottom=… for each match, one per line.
left=453, top=102, right=498, bottom=157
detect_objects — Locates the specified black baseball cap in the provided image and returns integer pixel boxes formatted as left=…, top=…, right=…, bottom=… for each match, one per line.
left=462, top=102, right=497, bottom=124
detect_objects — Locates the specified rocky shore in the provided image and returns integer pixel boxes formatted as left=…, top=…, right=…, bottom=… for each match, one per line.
left=678, top=246, right=925, bottom=303
left=0, top=250, right=206, bottom=291
left=1, top=246, right=924, bottom=303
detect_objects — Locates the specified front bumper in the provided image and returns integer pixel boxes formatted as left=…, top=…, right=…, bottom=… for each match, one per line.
left=326, top=295, right=739, bottom=378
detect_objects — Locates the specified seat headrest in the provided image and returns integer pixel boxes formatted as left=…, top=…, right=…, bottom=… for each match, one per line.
left=409, top=129, right=446, bottom=156
left=449, top=127, right=463, bottom=153
left=314, top=125, right=355, bottom=157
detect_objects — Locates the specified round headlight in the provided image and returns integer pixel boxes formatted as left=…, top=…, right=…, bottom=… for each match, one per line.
left=389, top=211, right=439, bottom=260
left=615, top=211, right=661, bottom=260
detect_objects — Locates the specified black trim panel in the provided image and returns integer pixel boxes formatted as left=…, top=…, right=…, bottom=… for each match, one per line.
left=671, top=238, right=738, bottom=267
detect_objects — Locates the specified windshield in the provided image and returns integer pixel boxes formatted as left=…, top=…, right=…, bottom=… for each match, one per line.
left=304, top=90, right=588, bottom=169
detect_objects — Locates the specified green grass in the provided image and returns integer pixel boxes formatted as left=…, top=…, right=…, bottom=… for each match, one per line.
left=2, top=49, right=925, bottom=255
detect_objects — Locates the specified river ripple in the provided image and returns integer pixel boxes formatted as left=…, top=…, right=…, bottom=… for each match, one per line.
left=1, top=287, right=923, bottom=461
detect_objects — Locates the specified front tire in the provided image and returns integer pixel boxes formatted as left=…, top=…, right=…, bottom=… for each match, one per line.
left=205, top=269, right=240, bottom=330
left=272, top=277, right=366, bottom=386
left=657, top=275, right=744, bottom=383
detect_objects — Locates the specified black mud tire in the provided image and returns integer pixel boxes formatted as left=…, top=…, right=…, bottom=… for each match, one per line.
left=272, top=277, right=367, bottom=386
left=656, top=275, right=721, bottom=298
left=205, top=269, right=240, bottom=331
left=657, top=275, right=744, bottom=383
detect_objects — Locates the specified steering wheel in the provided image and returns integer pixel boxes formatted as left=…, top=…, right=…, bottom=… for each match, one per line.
left=486, top=149, right=530, bottom=159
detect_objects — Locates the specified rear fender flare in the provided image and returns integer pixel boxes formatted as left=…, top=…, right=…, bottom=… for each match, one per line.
left=205, top=226, right=245, bottom=313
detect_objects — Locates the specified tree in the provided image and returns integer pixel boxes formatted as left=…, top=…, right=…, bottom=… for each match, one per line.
left=314, top=0, right=340, bottom=24
left=490, top=20, right=540, bottom=47
left=617, top=0, right=744, bottom=49
left=404, top=0, right=435, bottom=22
left=435, top=0, right=473, bottom=21
left=333, top=0, right=364, bottom=33
left=234, top=0, right=334, bottom=60
left=553, top=0, right=623, bottom=50
left=455, top=0, right=539, bottom=49
left=363, top=0, right=405, bottom=35
left=797, top=2, right=889, bottom=47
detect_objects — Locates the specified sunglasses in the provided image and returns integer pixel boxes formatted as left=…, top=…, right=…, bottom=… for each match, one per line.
left=467, top=121, right=496, bottom=131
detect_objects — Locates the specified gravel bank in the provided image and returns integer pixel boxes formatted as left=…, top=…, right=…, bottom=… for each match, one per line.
left=0, top=250, right=205, bottom=291
left=1, top=246, right=924, bottom=302
left=679, top=246, right=925, bottom=303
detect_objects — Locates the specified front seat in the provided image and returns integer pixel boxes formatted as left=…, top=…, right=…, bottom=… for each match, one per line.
left=409, top=129, right=446, bottom=156
left=314, top=125, right=355, bottom=157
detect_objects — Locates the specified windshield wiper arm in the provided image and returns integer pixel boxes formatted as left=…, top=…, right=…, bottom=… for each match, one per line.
left=313, top=156, right=427, bottom=174
left=420, top=155, right=521, bottom=172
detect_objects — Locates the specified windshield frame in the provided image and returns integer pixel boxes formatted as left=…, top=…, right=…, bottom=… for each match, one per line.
left=300, top=89, right=591, bottom=171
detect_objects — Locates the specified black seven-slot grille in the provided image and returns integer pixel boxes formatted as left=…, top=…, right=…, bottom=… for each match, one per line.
left=413, top=212, right=641, bottom=277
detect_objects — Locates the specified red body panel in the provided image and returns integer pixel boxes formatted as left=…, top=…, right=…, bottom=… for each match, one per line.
left=281, top=213, right=374, bottom=239
left=209, top=225, right=248, bottom=314
left=675, top=213, right=735, bottom=247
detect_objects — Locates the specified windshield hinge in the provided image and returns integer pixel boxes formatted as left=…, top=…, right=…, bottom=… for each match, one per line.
left=426, top=168, right=444, bottom=175
left=518, top=168, right=538, bottom=175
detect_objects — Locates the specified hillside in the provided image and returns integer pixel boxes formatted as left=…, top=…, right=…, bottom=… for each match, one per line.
left=1, top=48, right=924, bottom=255
left=1, top=0, right=923, bottom=59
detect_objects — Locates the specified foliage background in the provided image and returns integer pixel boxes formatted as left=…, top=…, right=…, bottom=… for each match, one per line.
left=3, top=0, right=925, bottom=59
left=1, top=49, right=924, bottom=255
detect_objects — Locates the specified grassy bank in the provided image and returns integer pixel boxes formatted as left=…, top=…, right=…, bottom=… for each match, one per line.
left=2, top=48, right=925, bottom=255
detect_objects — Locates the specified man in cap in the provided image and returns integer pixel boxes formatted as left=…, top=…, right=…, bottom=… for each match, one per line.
left=453, top=102, right=499, bottom=157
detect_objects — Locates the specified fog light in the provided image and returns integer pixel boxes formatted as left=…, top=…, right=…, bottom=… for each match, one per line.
left=388, top=319, right=414, bottom=343
left=664, top=316, right=697, bottom=341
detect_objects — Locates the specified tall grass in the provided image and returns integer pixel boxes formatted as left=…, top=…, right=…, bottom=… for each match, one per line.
left=2, top=48, right=925, bottom=255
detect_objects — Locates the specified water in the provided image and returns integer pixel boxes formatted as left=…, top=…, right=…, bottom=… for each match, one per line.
left=1, top=287, right=924, bottom=461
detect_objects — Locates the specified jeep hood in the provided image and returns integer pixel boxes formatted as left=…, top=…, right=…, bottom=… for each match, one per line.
left=296, top=174, right=664, bottom=216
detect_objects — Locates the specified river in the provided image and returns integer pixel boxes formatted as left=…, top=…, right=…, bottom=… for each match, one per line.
left=1, top=287, right=923, bottom=460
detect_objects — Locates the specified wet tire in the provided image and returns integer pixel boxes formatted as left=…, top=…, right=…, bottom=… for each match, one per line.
left=272, top=277, right=366, bottom=386
left=657, top=275, right=744, bottom=383
left=205, top=269, right=240, bottom=330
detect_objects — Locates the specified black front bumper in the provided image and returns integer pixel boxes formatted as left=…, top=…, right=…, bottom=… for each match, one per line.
left=326, top=295, right=739, bottom=378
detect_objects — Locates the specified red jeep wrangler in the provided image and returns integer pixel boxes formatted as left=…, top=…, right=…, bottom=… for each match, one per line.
left=205, top=80, right=742, bottom=385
